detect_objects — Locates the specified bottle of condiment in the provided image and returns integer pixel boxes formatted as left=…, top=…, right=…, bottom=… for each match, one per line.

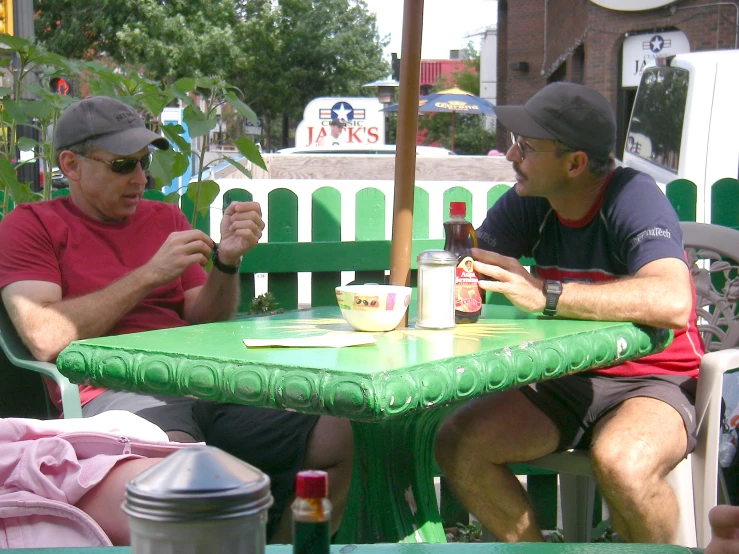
left=444, top=201, right=482, bottom=323
left=292, top=470, right=331, bottom=554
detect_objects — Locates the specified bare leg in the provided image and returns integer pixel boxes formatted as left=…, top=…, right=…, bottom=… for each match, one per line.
left=590, top=396, right=688, bottom=543
left=270, top=415, right=353, bottom=543
left=435, top=389, right=560, bottom=541
left=76, top=457, right=163, bottom=546
left=165, top=430, right=198, bottom=443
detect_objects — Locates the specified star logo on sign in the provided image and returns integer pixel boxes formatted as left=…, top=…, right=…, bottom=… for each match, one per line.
left=332, top=103, right=352, bottom=122
left=650, top=35, right=664, bottom=53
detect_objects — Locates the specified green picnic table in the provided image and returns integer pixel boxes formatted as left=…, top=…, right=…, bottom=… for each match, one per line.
left=56, top=305, right=672, bottom=544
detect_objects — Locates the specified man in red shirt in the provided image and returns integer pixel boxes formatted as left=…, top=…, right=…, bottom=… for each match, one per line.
left=0, top=96, right=351, bottom=542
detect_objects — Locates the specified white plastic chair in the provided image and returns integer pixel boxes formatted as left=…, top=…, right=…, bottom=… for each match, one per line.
left=0, top=301, right=82, bottom=418
left=526, top=221, right=739, bottom=547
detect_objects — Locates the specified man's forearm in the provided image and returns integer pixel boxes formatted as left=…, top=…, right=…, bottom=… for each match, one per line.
left=185, top=269, right=240, bottom=324
left=17, top=266, right=161, bottom=361
left=556, top=276, right=691, bottom=329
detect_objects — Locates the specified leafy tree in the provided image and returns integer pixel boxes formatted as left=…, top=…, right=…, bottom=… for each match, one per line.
left=35, top=0, right=240, bottom=82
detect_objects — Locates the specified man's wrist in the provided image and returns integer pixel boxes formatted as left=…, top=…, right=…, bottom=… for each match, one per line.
left=211, top=245, right=241, bottom=274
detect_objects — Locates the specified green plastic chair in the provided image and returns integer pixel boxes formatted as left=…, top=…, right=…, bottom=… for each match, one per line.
left=0, top=301, right=82, bottom=418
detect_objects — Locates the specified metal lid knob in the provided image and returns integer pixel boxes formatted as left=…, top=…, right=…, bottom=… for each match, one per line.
left=123, top=445, right=273, bottom=522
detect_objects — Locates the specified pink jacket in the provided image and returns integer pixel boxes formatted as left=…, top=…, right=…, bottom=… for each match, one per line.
left=0, top=411, right=190, bottom=548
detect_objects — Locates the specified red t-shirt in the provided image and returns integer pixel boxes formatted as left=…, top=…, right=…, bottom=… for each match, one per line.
left=0, top=197, right=208, bottom=408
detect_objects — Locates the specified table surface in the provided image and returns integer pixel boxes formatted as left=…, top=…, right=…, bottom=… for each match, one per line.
left=57, top=305, right=672, bottom=422
left=2, top=543, right=702, bottom=553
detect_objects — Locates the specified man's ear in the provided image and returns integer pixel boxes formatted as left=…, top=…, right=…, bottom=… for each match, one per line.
left=565, top=151, right=589, bottom=178
left=58, top=151, right=81, bottom=182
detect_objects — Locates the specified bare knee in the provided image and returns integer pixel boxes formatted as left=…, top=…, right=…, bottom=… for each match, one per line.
left=304, top=416, right=353, bottom=469
left=76, top=457, right=164, bottom=546
left=591, top=440, right=661, bottom=499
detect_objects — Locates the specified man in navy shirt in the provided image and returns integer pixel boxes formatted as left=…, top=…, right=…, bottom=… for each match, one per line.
left=435, top=83, right=703, bottom=543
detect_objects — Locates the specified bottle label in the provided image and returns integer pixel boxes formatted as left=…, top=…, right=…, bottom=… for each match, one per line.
left=455, top=256, right=481, bottom=313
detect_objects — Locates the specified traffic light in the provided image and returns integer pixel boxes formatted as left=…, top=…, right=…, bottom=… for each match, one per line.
left=0, top=0, right=13, bottom=36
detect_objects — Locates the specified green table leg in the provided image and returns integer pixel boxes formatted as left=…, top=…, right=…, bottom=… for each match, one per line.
left=335, top=406, right=455, bottom=544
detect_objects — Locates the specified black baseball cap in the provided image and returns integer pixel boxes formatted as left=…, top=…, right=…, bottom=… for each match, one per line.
left=54, top=96, right=169, bottom=155
left=495, top=82, right=616, bottom=160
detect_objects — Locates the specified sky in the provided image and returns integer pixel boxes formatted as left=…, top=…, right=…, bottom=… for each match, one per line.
left=363, top=0, right=498, bottom=62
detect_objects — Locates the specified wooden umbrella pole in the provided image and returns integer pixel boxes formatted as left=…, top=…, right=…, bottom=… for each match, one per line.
left=389, top=0, right=424, bottom=327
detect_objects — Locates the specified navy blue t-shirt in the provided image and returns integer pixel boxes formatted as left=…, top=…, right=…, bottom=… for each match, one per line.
left=476, top=167, right=702, bottom=378
left=476, top=167, right=686, bottom=283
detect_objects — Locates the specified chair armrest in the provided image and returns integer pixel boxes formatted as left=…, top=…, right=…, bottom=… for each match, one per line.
left=695, top=347, right=739, bottom=432
left=0, top=306, right=82, bottom=418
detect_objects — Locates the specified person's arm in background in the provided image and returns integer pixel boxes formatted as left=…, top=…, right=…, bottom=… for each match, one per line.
left=2, top=229, right=213, bottom=362
left=183, top=201, right=264, bottom=324
left=705, top=504, right=739, bottom=554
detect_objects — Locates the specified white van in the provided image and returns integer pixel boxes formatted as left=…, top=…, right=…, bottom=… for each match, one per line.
left=621, top=50, right=739, bottom=224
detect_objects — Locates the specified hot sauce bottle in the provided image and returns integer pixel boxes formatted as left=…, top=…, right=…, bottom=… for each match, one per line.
left=292, top=470, right=331, bottom=554
left=444, top=201, right=482, bottom=323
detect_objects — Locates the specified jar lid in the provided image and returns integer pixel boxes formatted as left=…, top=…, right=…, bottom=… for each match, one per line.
left=123, top=445, right=273, bottom=522
left=417, top=249, right=457, bottom=265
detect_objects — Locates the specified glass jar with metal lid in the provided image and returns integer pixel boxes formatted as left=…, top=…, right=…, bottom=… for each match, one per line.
left=416, top=249, right=457, bottom=329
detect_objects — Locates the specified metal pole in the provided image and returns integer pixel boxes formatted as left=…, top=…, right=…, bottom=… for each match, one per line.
left=389, top=0, right=423, bottom=328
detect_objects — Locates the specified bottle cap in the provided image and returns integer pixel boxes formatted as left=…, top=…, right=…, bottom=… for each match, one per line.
left=295, top=470, right=328, bottom=499
left=417, top=249, right=457, bottom=266
left=449, top=202, right=466, bottom=217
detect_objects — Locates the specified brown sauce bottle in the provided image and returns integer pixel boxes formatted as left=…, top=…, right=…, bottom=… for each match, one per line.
left=444, top=201, right=482, bottom=323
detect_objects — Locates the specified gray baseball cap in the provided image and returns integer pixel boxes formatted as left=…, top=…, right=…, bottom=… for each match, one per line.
left=54, top=96, right=169, bottom=155
left=495, top=82, right=616, bottom=160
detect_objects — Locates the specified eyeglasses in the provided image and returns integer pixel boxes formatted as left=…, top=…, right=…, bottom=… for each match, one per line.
left=82, top=152, right=152, bottom=174
left=510, top=133, right=572, bottom=161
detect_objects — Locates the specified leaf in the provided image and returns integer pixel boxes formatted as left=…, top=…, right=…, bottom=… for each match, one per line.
left=16, top=137, right=38, bottom=152
left=233, top=136, right=266, bottom=171
left=1, top=100, right=31, bottom=123
left=185, top=179, right=220, bottom=216
left=0, top=34, right=30, bottom=51
left=160, top=123, right=191, bottom=154
left=224, top=91, right=258, bottom=125
left=149, top=149, right=189, bottom=188
left=138, top=93, right=171, bottom=119
left=220, top=156, right=252, bottom=179
left=0, top=87, right=12, bottom=97
left=183, top=105, right=217, bottom=137
left=0, top=157, right=37, bottom=203
left=163, top=191, right=181, bottom=205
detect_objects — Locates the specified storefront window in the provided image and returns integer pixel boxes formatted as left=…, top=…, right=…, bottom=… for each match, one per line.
left=626, top=66, right=688, bottom=173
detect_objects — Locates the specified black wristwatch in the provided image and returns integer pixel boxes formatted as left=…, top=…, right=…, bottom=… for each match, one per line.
left=211, top=244, right=241, bottom=275
left=542, top=280, right=562, bottom=317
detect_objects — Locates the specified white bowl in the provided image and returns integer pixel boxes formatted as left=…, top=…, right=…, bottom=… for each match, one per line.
left=335, top=284, right=412, bottom=332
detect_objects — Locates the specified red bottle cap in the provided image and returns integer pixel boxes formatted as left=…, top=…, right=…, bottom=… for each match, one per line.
left=295, top=470, right=328, bottom=498
left=449, top=202, right=466, bottom=217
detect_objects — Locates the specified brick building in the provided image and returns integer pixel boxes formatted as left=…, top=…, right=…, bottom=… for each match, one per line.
left=496, top=0, right=738, bottom=153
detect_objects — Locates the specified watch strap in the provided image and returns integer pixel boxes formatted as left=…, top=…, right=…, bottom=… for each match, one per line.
left=543, top=280, right=562, bottom=317
left=211, top=244, right=241, bottom=275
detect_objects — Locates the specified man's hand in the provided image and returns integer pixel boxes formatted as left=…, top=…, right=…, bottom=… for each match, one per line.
left=217, top=201, right=265, bottom=265
left=144, top=230, right=213, bottom=286
left=471, top=247, right=546, bottom=313
left=706, top=505, right=739, bottom=554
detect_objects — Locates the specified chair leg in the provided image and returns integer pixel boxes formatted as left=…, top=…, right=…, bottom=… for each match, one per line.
left=560, top=474, right=595, bottom=542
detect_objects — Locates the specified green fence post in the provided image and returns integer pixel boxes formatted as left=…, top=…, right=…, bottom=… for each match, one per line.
left=311, top=187, right=342, bottom=307
left=267, top=188, right=299, bottom=310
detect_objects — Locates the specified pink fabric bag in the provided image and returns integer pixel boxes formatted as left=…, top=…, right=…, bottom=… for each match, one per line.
left=0, top=411, right=193, bottom=548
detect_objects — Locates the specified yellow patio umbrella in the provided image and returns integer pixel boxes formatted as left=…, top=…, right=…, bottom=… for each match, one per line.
left=389, top=0, right=424, bottom=327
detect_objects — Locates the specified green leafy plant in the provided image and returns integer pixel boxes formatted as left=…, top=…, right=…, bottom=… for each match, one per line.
left=248, top=292, right=281, bottom=315
left=454, top=521, right=483, bottom=543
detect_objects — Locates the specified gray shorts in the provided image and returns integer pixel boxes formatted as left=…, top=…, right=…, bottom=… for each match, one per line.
left=83, top=390, right=320, bottom=539
left=520, top=373, right=698, bottom=456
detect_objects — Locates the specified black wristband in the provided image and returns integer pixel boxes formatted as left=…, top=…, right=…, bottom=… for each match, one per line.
left=211, top=244, right=240, bottom=275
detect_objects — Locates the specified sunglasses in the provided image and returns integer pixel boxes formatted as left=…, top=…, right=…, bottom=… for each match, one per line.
left=83, top=152, right=152, bottom=174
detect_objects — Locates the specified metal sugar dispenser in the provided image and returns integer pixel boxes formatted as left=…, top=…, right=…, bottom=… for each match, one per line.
left=416, top=249, right=457, bottom=329
left=123, top=445, right=273, bottom=554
